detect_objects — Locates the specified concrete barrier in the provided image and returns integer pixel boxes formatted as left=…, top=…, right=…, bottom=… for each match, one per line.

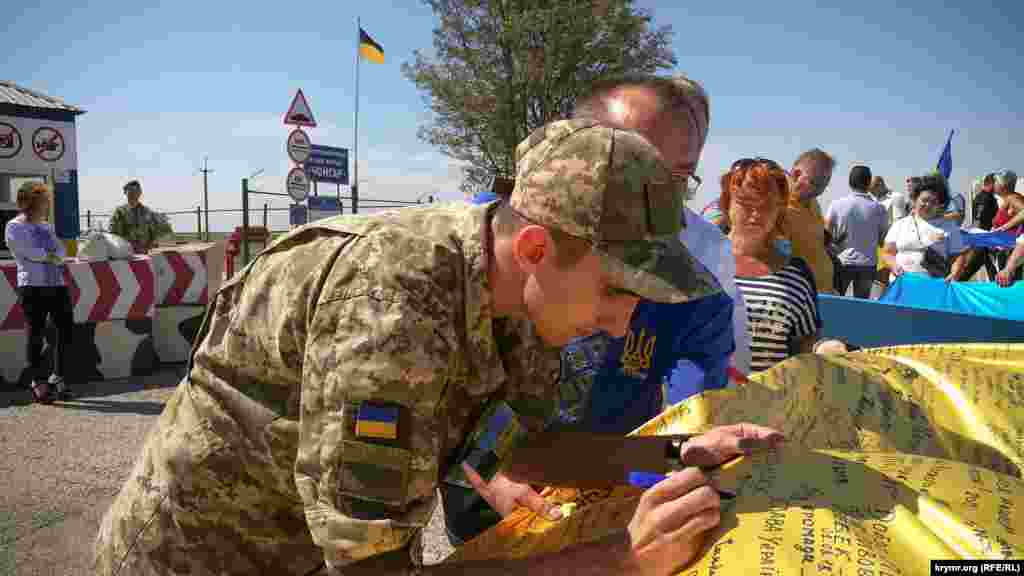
left=149, top=242, right=223, bottom=363
left=1, top=256, right=157, bottom=388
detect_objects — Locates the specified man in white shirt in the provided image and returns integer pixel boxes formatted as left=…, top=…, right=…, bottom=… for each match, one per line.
left=680, top=205, right=751, bottom=374
left=826, top=165, right=889, bottom=298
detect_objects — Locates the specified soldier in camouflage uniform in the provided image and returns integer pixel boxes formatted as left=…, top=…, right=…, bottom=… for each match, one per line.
left=108, top=180, right=173, bottom=254
left=94, top=119, right=781, bottom=576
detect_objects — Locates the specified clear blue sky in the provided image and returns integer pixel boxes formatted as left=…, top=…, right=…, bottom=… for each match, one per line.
left=8, top=0, right=1023, bottom=232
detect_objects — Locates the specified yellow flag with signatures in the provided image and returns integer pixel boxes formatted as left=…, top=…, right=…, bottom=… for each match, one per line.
left=446, top=344, right=1024, bottom=573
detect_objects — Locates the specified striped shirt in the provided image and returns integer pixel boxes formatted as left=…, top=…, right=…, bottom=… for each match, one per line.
left=735, top=258, right=820, bottom=372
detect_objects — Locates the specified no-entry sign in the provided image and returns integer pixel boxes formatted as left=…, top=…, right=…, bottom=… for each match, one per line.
left=286, top=128, right=312, bottom=164
left=286, top=167, right=310, bottom=202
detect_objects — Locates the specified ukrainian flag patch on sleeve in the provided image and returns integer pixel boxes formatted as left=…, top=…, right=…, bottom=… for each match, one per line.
left=355, top=402, right=399, bottom=440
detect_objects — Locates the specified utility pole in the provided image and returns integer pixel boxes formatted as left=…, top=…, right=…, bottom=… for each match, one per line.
left=198, top=157, right=214, bottom=241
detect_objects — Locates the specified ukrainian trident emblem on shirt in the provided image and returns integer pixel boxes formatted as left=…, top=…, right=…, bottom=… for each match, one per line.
left=620, top=328, right=655, bottom=378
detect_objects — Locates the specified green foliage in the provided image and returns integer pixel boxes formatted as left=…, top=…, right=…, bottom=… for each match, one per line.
left=403, top=0, right=676, bottom=194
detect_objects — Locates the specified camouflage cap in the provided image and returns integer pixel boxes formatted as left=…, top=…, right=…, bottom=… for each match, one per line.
left=510, top=118, right=720, bottom=304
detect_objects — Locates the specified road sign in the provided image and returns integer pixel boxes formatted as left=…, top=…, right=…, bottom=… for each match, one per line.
left=289, top=204, right=308, bottom=227
left=304, top=145, right=349, bottom=184
left=286, top=128, right=312, bottom=164
left=0, top=122, right=23, bottom=160
left=32, top=126, right=65, bottom=162
left=283, top=89, right=317, bottom=127
left=286, top=167, right=310, bottom=202
left=308, top=196, right=341, bottom=222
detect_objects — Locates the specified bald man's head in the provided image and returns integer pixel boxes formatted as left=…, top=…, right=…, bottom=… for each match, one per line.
left=574, top=74, right=710, bottom=180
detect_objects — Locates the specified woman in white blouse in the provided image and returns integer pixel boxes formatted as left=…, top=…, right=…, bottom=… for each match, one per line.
left=882, top=174, right=967, bottom=282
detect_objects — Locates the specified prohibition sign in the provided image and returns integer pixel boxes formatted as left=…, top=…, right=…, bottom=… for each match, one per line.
left=32, top=126, right=65, bottom=162
left=0, top=122, right=23, bottom=160
left=287, top=128, right=312, bottom=164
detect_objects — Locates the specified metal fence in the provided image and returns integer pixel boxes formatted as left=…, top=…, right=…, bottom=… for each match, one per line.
left=80, top=195, right=437, bottom=242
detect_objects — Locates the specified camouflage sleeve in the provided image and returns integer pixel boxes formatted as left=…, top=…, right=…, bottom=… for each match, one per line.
left=296, top=264, right=456, bottom=570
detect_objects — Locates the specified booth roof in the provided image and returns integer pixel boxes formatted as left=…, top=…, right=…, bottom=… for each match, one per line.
left=0, top=80, right=84, bottom=115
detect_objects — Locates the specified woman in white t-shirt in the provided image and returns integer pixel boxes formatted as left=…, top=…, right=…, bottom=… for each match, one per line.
left=882, top=174, right=967, bottom=282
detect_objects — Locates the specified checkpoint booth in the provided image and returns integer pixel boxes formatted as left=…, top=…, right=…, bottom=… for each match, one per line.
left=0, top=80, right=82, bottom=257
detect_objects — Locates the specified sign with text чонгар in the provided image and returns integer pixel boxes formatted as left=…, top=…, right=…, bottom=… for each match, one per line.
left=304, top=145, right=348, bottom=185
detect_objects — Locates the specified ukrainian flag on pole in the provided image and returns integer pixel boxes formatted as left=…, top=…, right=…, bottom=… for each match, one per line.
left=359, top=28, right=385, bottom=64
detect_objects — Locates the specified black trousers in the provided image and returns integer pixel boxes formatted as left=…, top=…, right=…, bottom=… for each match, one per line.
left=957, top=248, right=1000, bottom=281
left=18, top=286, right=73, bottom=383
left=836, top=265, right=877, bottom=299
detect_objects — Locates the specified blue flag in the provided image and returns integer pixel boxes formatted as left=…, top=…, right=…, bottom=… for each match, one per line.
left=936, top=129, right=954, bottom=180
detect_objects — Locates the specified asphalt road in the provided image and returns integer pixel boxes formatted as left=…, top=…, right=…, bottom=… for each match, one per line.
left=0, top=366, right=454, bottom=576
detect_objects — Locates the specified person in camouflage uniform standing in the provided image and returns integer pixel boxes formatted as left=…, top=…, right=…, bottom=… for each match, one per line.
left=108, top=180, right=173, bottom=254
left=94, top=119, right=783, bottom=576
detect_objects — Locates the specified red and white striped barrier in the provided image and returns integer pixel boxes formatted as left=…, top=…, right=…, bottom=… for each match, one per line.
left=149, top=243, right=223, bottom=363
left=0, top=256, right=155, bottom=331
left=150, top=242, right=224, bottom=308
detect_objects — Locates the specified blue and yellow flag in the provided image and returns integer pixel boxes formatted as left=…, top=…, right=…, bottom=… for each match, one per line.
left=355, top=402, right=398, bottom=439
left=359, top=28, right=384, bottom=64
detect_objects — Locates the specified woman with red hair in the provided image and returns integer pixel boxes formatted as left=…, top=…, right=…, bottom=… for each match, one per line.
left=723, top=158, right=825, bottom=372
left=3, top=182, right=74, bottom=402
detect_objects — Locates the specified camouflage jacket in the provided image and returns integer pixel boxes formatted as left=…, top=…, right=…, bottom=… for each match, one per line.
left=108, top=203, right=172, bottom=253
left=94, top=202, right=561, bottom=575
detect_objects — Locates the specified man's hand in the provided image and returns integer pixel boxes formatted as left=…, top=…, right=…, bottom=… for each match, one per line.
left=996, top=269, right=1016, bottom=287
left=462, top=463, right=562, bottom=521
left=814, top=339, right=850, bottom=355
left=678, top=423, right=785, bottom=469
left=623, top=423, right=784, bottom=576
left=625, top=467, right=721, bottom=576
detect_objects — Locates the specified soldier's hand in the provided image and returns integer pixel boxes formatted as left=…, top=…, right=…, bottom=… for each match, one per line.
left=626, top=467, right=720, bottom=576
left=677, top=423, right=784, bottom=469
left=462, top=463, right=562, bottom=521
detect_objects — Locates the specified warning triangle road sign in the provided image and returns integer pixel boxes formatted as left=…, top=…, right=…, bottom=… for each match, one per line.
left=284, top=89, right=317, bottom=127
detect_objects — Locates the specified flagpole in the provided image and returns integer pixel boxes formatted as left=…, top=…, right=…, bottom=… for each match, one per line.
left=352, top=17, right=361, bottom=214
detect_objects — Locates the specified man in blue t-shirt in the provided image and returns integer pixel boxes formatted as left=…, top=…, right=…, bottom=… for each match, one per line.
left=561, top=290, right=734, bottom=434
left=443, top=75, right=743, bottom=545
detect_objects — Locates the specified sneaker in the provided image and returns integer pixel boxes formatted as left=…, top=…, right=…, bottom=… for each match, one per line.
left=48, top=375, right=73, bottom=400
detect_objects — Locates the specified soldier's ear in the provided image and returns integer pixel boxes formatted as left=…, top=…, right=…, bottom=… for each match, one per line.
left=511, top=225, right=553, bottom=274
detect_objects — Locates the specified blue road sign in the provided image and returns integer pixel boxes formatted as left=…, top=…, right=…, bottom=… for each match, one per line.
left=289, top=204, right=308, bottom=226
left=305, top=145, right=349, bottom=185
left=308, top=195, right=341, bottom=222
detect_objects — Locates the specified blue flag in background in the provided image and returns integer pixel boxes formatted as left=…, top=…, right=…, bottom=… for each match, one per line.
left=937, top=129, right=955, bottom=180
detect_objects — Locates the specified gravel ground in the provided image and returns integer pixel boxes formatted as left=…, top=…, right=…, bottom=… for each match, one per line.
left=0, top=366, right=455, bottom=576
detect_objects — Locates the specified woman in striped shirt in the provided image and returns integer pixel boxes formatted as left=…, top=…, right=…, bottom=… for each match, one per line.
left=720, top=158, right=823, bottom=372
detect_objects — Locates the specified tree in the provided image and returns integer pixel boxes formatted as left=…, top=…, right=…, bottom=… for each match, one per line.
left=403, top=0, right=676, bottom=194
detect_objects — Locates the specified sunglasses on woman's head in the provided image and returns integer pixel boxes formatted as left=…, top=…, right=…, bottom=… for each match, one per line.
left=731, top=157, right=784, bottom=172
